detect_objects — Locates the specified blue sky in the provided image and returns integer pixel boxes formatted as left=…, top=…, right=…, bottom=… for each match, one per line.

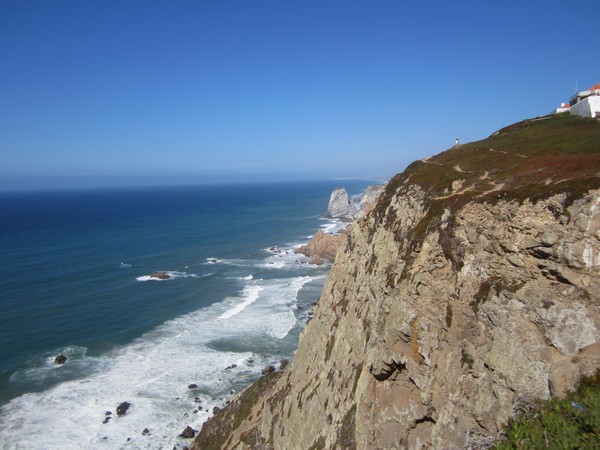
left=1, top=1, right=599, bottom=189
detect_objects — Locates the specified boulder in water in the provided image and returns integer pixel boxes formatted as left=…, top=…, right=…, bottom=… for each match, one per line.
left=116, top=401, right=131, bottom=416
left=261, top=365, right=275, bottom=375
left=54, top=354, right=67, bottom=365
left=150, top=272, right=170, bottom=280
left=180, top=425, right=196, bottom=439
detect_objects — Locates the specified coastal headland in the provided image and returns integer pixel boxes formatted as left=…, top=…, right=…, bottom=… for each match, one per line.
left=193, top=113, right=600, bottom=449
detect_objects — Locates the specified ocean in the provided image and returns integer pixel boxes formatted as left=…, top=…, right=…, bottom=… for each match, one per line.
left=0, top=180, right=373, bottom=449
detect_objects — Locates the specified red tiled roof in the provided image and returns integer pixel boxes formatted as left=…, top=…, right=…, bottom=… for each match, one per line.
left=589, top=83, right=600, bottom=91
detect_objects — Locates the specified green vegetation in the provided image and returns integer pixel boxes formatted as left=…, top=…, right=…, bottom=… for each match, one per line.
left=369, top=113, right=600, bottom=274
left=403, top=114, right=600, bottom=207
left=460, top=349, right=474, bottom=370
left=495, top=370, right=600, bottom=449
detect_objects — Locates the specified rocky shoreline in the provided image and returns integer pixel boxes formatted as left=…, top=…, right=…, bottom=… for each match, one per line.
left=94, top=183, right=385, bottom=449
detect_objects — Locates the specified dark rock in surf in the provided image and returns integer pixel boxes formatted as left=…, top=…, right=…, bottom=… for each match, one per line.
left=150, top=272, right=170, bottom=280
left=280, top=359, right=289, bottom=370
left=142, top=428, right=150, bottom=436
left=116, top=401, right=131, bottom=416
left=188, top=383, right=198, bottom=389
left=54, top=354, right=67, bottom=365
left=261, top=365, right=275, bottom=375
left=180, top=425, right=197, bottom=438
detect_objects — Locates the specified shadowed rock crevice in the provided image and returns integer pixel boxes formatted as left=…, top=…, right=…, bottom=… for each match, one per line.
left=369, top=360, right=406, bottom=382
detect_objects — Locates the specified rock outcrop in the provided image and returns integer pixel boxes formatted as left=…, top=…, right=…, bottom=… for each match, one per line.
left=150, top=272, right=170, bottom=280
left=54, top=354, right=67, bottom=365
left=295, top=230, right=345, bottom=265
left=326, top=185, right=385, bottom=221
left=298, top=184, right=385, bottom=265
left=193, top=114, right=600, bottom=449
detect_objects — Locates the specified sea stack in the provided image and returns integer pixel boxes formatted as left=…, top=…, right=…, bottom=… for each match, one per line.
left=325, top=187, right=356, bottom=221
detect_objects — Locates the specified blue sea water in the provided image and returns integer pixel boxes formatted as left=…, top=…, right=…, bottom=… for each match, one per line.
left=0, top=180, right=373, bottom=449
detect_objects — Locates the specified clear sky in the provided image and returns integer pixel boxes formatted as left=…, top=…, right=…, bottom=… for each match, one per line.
left=1, top=0, right=599, bottom=190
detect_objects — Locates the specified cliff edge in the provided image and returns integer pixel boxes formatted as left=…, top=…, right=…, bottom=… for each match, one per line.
left=193, top=114, right=600, bottom=449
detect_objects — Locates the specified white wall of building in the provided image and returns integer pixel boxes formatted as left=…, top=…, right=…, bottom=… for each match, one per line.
left=571, top=96, right=600, bottom=118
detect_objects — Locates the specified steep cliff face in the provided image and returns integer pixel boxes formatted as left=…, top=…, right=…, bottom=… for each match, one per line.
left=193, top=114, right=600, bottom=449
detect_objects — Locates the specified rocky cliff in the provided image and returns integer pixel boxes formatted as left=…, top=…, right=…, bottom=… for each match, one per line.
left=192, top=114, right=600, bottom=449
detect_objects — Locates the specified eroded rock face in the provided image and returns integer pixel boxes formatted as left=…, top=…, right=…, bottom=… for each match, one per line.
left=193, top=186, right=600, bottom=450
left=192, top=115, right=600, bottom=449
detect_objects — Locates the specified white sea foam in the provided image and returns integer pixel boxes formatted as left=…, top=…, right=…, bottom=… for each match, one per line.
left=218, top=285, right=263, bottom=320
left=0, top=217, right=328, bottom=449
left=8, top=346, right=100, bottom=386
left=262, top=260, right=286, bottom=269
left=205, top=258, right=248, bottom=267
left=319, top=218, right=344, bottom=234
left=0, top=270, right=318, bottom=449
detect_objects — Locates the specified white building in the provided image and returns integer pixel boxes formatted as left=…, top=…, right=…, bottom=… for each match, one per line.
left=569, top=83, right=600, bottom=118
